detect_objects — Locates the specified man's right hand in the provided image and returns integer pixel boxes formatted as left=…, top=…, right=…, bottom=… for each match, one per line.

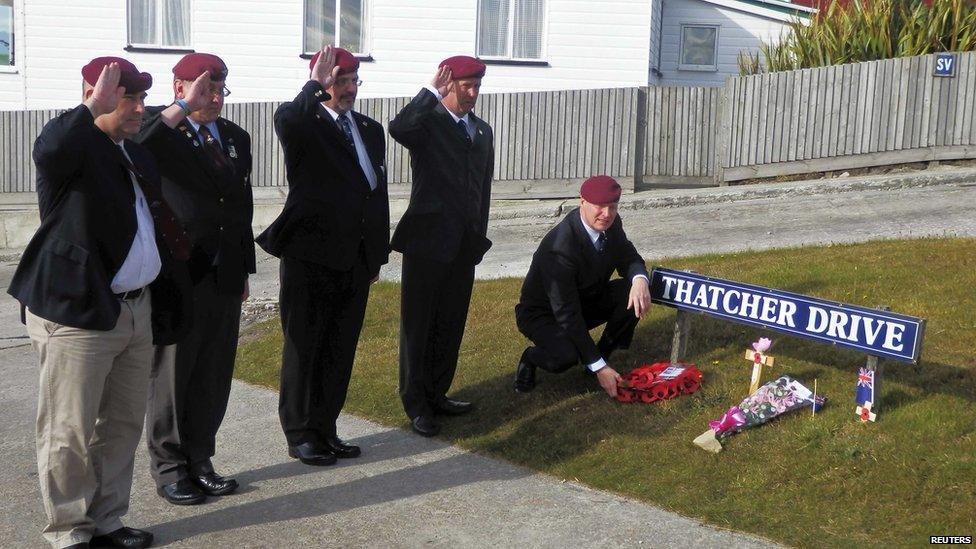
left=84, top=63, right=124, bottom=118
left=183, top=70, right=213, bottom=112
left=311, top=44, right=339, bottom=90
left=431, top=65, right=452, bottom=98
left=596, top=366, right=622, bottom=398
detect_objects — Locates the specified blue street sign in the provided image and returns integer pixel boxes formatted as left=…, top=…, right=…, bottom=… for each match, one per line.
left=650, top=267, right=926, bottom=363
left=934, top=53, right=956, bottom=77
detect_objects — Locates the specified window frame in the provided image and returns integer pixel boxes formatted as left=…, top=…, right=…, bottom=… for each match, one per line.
left=0, top=0, right=17, bottom=72
left=475, top=0, right=548, bottom=63
left=677, top=23, right=720, bottom=72
left=125, top=0, right=194, bottom=51
left=301, top=0, right=371, bottom=57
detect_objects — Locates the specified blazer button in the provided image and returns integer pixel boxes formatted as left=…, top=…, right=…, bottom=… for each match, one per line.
left=219, top=226, right=224, bottom=231
left=219, top=197, right=224, bottom=203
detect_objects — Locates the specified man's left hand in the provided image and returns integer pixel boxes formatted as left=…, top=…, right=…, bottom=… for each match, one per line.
left=627, top=277, right=651, bottom=319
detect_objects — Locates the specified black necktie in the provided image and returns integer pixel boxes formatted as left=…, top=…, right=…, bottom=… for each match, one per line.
left=596, top=232, right=608, bottom=253
left=338, top=115, right=356, bottom=147
left=457, top=119, right=472, bottom=144
left=119, top=151, right=190, bottom=261
left=197, top=125, right=234, bottom=174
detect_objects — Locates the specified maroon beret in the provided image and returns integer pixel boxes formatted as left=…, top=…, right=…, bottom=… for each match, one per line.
left=81, top=56, right=152, bottom=94
left=439, top=55, right=486, bottom=80
left=308, top=47, right=360, bottom=76
left=580, top=175, right=622, bottom=204
left=173, top=53, right=228, bottom=81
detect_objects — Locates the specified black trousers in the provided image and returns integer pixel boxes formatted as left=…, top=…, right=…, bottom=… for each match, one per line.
left=278, top=254, right=371, bottom=446
left=521, top=278, right=639, bottom=373
left=147, top=272, right=242, bottom=486
left=398, top=252, right=476, bottom=419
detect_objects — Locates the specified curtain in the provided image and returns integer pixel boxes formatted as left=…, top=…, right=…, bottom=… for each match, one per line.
left=513, top=0, right=543, bottom=59
left=339, top=0, right=363, bottom=53
left=478, top=0, right=509, bottom=57
left=162, top=0, right=190, bottom=47
left=305, top=0, right=337, bottom=53
left=128, top=0, right=157, bottom=46
left=681, top=26, right=717, bottom=66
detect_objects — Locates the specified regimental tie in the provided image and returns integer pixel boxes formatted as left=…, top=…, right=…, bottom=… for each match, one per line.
left=596, top=232, right=608, bottom=253
left=119, top=154, right=191, bottom=261
left=338, top=115, right=356, bottom=147
left=457, top=119, right=472, bottom=145
left=197, top=125, right=234, bottom=174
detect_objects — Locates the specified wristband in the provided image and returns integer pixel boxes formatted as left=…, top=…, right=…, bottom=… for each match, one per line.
left=174, top=99, right=192, bottom=116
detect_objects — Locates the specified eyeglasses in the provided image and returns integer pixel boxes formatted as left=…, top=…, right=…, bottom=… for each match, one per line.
left=212, top=86, right=231, bottom=98
left=334, top=78, right=363, bottom=88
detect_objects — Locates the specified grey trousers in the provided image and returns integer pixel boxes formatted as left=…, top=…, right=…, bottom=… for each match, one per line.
left=26, top=290, right=154, bottom=549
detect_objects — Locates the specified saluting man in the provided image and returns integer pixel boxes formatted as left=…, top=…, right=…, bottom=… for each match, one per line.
left=514, top=176, right=651, bottom=397
left=8, top=57, right=191, bottom=549
left=257, top=46, right=390, bottom=465
left=136, top=53, right=255, bottom=505
left=389, top=56, right=494, bottom=437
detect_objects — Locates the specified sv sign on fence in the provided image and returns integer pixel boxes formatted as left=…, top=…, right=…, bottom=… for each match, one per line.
left=649, top=268, right=925, bottom=363
left=934, top=53, right=957, bottom=78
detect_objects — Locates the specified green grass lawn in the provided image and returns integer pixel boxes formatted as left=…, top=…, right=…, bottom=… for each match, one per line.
left=236, top=238, right=976, bottom=547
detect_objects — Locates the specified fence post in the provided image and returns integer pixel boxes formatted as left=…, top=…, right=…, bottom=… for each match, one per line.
left=713, top=77, right=732, bottom=186
left=634, top=87, right=648, bottom=192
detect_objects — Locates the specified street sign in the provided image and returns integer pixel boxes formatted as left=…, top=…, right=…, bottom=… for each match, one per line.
left=934, top=53, right=957, bottom=77
left=650, top=267, right=926, bottom=363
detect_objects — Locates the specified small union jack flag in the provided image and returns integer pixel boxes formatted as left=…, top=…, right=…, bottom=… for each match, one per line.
left=855, top=368, right=874, bottom=405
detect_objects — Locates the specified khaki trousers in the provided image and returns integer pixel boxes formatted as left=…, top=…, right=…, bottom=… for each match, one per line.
left=26, top=290, right=154, bottom=549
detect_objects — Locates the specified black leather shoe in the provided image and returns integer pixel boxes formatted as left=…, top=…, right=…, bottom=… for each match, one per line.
left=410, top=415, right=441, bottom=437
left=190, top=470, right=238, bottom=496
left=157, top=478, right=205, bottom=506
left=433, top=397, right=473, bottom=415
left=324, top=436, right=361, bottom=458
left=288, top=442, right=338, bottom=466
left=90, top=527, right=153, bottom=548
left=514, top=352, right=536, bottom=393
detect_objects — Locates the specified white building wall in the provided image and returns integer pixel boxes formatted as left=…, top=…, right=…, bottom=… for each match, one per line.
left=0, top=0, right=652, bottom=111
left=648, top=0, right=664, bottom=84
left=0, top=0, right=25, bottom=109
left=658, top=0, right=794, bottom=87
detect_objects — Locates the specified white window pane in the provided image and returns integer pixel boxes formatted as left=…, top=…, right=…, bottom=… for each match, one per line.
left=161, top=0, right=190, bottom=47
left=129, top=0, right=157, bottom=45
left=339, top=0, right=364, bottom=53
left=305, top=0, right=336, bottom=52
left=513, top=0, right=543, bottom=59
left=0, top=2, right=12, bottom=66
left=478, top=0, right=509, bottom=57
left=681, top=26, right=716, bottom=66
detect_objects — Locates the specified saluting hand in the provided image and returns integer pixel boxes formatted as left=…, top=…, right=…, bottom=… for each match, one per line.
left=183, top=70, right=213, bottom=112
left=627, top=277, right=651, bottom=319
left=84, top=63, right=124, bottom=118
left=311, top=44, right=340, bottom=90
left=431, top=65, right=452, bottom=97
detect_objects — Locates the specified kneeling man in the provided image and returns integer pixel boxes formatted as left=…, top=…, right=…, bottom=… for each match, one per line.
left=514, top=176, right=651, bottom=397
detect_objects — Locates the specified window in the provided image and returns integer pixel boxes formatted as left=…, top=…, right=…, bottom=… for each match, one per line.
left=678, top=25, right=719, bottom=71
left=304, top=0, right=368, bottom=55
left=0, top=0, right=13, bottom=66
left=127, top=0, right=191, bottom=49
left=477, top=0, right=545, bottom=61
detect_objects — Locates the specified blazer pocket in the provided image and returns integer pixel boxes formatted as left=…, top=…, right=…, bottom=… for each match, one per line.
left=42, top=237, right=89, bottom=266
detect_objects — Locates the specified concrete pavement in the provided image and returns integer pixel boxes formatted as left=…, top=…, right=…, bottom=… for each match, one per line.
left=3, top=168, right=976, bottom=547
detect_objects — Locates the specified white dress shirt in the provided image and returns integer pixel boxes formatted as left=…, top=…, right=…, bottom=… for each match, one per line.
left=579, top=211, right=649, bottom=373
left=111, top=142, right=162, bottom=294
left=322, top=105, right=378, bottom=190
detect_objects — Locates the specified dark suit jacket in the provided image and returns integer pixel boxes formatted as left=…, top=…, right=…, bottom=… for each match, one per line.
left=516, top=208, right=648, bottom=364
left=256, top=81, right=390, bottom=278
left=388, top=88, right=493, bottom=265
left=135, top=108, right=256, bottom=295
left=7, top=105, right=191, bottom=344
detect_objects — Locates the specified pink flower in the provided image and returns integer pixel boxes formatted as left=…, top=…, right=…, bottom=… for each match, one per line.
left=752, top=337, right=772, bottom=353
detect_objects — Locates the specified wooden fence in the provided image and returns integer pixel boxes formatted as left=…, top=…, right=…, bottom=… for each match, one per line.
left=1, top=51, right=974, bottom=194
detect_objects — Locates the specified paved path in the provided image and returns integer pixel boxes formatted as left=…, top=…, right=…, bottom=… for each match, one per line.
left=3, top=170, right=976, bottom=547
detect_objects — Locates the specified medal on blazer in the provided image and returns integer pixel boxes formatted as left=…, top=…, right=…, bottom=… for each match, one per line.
left=228, top=138, right=238, bottom=159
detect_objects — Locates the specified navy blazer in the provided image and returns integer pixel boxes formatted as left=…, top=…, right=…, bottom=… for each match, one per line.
left=256, top=81, right=390, bottom=278
left=8, top=105, right=190, bottom=343
left=516, top=208, right=648, bottom=364
left=388, top=88, right=494, bottom=265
